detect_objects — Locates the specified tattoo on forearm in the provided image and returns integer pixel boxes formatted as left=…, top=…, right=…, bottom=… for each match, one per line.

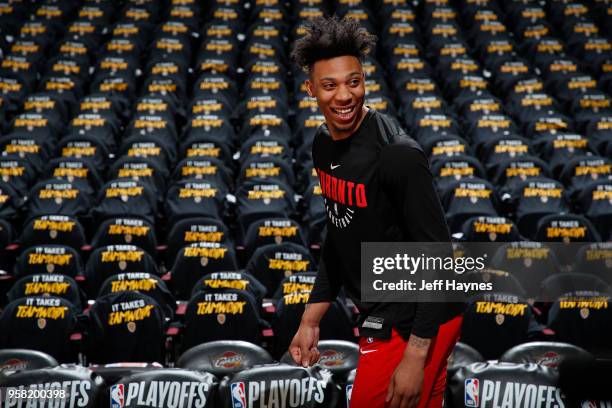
left=408, top=335, right=431, bottom=350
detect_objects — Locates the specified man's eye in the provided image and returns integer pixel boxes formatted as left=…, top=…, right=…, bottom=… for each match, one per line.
left=349, top=79, right=360, bottom=86
left=323, top=84, right=335, bottom=90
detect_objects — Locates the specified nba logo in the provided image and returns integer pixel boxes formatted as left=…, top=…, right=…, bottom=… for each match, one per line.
left=110, top=384, right=125, bottom=408
left=465, top=378, right=479, bottom=407
left=231, top=382, right=247, bottom=408
left=345, top=384, right=353, bottom=407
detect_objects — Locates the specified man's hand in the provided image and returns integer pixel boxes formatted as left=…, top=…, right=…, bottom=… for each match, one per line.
left=385, top=357, right=425, bottom=408
left=386, top=335, right=430, bottom=408
left=289, top=320, right=320, bottom=367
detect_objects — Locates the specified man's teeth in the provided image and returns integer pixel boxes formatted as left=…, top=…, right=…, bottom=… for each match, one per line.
left=333, top=106, right=355, bottom=114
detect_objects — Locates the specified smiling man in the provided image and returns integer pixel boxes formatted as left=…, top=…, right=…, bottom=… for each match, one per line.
left=289, top=17, right=463, bottom=408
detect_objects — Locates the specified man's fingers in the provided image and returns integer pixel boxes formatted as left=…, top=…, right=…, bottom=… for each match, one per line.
left=301, top=346, right=312, bottom=367
left=289, top=346, right=301, bottom=365
left=385, top=376, right=395, bottom=403
left=406, top=394, right=419, bottom=408
left=308, top=347, right=320, bottom=366
left=388, top=392, right=401, bottom=408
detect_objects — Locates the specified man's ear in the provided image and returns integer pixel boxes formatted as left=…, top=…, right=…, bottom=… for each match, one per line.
left=305, top=79, right=314, bottom=98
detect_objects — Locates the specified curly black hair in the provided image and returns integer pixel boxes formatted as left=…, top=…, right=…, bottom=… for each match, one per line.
left=291, top=16, right=377, bottom=74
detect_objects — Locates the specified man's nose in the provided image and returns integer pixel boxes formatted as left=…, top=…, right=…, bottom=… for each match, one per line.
left=334, top=85, right=352, bottom=103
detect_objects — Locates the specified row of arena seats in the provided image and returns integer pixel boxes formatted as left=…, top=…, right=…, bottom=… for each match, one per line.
left=1, top=340, right=611, bottom=407
left=3, top=237, right=612, bottom=300
left=2, top=263, right=612, bottom=365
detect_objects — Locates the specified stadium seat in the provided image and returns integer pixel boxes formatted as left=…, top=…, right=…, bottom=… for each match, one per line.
left=91, top=179, right=159, bottom=225
left=101, top=368, right=216, bottom=408
left=86, top=291, right=166, bottom=364
left=538, top=272, right=611, bottom=302
left=164, top=179, right=227, bottom=225
left=13, top=244, right=82, bottom=279
left=0, top=296, right=80, bottom=362
left=491, top=242, right=560, bottom=299
left=574, top=243, right=612, bottom=286
left=460, top=292, right=533, bottom=359
left=459, top=215, right=521, bottom=242
left=217, top=365, right=338, bottom=408
left=18, top=215, right=86, bottom=251
left=477, top=134, right=532, bottom=168
left=559, top=155, right=612, bottom=191
left=0, top=181, right=24, bottom=220
left=507, top=177, right=570, bottom=239
left=245, top=242, right=316, bottom=297
left=0, top=157, right=38, bottom=195
left=573, top=180, right=612, bottom=240
left=534, top=214, right=601, bottom=265
left=447, top=362, right=565, bottom=408
left=0, top=349, right=59, bottom=372
left=499, top=341, right=592, bottom=368
left=177, top=340, right=274, bottom=377
left=0, top=366, right=103, bottom=407
left=547, top=292, right=612, bottom=353
left=26, top=179, right=93, bottom=220
left=170, top=241, right=238, bottom=299
left=181, top=288, right=269, bottom=352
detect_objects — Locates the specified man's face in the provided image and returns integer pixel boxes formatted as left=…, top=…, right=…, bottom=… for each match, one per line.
left=305, top=55, right=366, bottom=140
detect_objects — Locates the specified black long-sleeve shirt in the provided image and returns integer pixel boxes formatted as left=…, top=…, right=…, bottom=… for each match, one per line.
left=308, top=109, right=456, bottom=340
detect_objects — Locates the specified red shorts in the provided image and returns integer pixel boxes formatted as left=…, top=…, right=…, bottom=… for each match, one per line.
left=350, top=315, right=463, bottom=408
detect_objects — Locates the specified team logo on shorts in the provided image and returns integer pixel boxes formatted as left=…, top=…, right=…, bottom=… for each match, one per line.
left=110, top=384, right=125, bottom=408
left=465, top=378, right=479, bottom=407
left=346, top=384, right=353, bottom=407
left=231, top=382, right=247, bottom=408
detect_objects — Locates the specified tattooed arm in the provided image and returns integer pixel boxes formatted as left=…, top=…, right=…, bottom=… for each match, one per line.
left=406, top=334, right=431, bottom=360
